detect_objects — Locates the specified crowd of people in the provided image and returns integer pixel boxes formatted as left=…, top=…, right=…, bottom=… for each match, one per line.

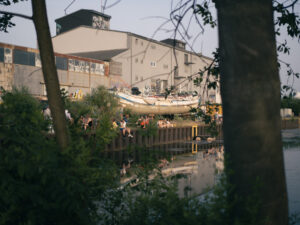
left=110, top=114, right=177, bottom=139
left=157, top=118, right=174, bottom=128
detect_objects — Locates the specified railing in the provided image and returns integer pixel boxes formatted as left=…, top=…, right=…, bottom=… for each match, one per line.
left=106, top=124, right=223, bottom=151
left=105, top=118, right=299, bottom=152
left=281, top=118, right=300, bottom=130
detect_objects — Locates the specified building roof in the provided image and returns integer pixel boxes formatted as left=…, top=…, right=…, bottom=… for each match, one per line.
left=70, top=49, right=128, bottom=61
left=160, top=38, right=186, bottom=44
left=55, top=9, right=111, bottom=23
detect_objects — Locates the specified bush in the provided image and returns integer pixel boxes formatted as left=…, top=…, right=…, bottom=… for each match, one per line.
left=66, top=86, right=120, bottom=150
left=0, top=88, right=118, bottom=225
left=281, top=98, right=300, bottom=116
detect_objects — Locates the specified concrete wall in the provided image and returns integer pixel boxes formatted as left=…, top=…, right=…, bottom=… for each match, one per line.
left=57, top=70, right=68, bottom=85
left=0, top=63, right=111, bottom=98
left=0, top=63, right=13, bottom=91
left=14, top=64, right=44, bottom=96
left=91, top=74, right=109, bottom=89
left=53, top=27, right=128, bottom=53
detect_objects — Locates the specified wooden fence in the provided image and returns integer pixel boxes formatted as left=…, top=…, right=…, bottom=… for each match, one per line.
left=105, top=124, right=223, bottom=151
left=281, top=119, right=300, bottom=130
left=105, top=118, right=299, bottom=152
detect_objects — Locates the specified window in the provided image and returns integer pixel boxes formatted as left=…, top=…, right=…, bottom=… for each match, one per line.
left=68, top=59, right=75, bottom=71
left=13, top=49, right=35, bottom=66
left=74, top=60, right=80, bottom=72
left=56, top=56, right=68, bottom=70
left=135, top=58, right=138, bottom=63
left=184, top=54, right=189, bottom=64
left=178, top=43, right=185, bottom=48
left=56, top=23, right=62, bottom=34
left=81, top=61, right=89, bottom=73
left=92, top=16, right=105, bottom=29
left=4, top=48, right=12, bottom=64
left=161, top=80, right=168, bottom=90
left=90, top=62, right=104, bottom=75
left=135, top=38, right=138, bottom=45
left=141, top=41, right=143, bottom=46
left=141, top=59, right=143, bottom=64
left=150, top=44, right=156, bottom=49
left=0, top=47, right=4, bottom=62
left=35, top=53, right=41, bottom=67
left=163, top=64, right=168, bottom=69
left=150, top=61, right=156, bottom=67
left=135, top=75, right=138, bottom=81
left=69, top=59, right=89, bottom=73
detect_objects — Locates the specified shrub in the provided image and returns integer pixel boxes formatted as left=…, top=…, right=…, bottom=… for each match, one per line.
left=0, top=88, right=118, bottom=225
left=281, top=98, right=300, bottom=116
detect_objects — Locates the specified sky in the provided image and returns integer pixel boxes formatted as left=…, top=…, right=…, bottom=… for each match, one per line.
left=0, top=0, right=300, bottom=91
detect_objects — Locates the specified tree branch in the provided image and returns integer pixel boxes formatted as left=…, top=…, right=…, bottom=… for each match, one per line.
left=282, top=0, right=298, bottom=9
left=0, top=10, right=32, bottom=20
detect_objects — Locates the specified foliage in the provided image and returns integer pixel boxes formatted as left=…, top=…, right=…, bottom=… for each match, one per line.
left=190, top=102, right=220, bottom=137
left=281, top=97, right=300, bottom=115
left=65, top=86, right=120, bottom=151
left=98, top=156, right=272, bottom=225
left=0, top=0, right=27, bottom=32
left=273, top=2, right=300, bottom=39
left=138, top=119, right=158, bottom=137
left=195, top=1, right=217, bottom=28
left=84, top=86, right=119, bottom=117
left=0, top=88, right=119, bottom=225
left=173, top=114, right=183, bottom=121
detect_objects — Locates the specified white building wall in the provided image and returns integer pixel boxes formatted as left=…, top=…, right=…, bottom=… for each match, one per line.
left=52, top=27, right=128, bottom=54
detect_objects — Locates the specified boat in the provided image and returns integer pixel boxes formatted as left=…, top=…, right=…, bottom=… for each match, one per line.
left=116, top=92, right=199, bottom=114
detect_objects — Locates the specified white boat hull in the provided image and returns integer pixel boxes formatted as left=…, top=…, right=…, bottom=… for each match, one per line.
left=117, top=92, right=198, bottom=115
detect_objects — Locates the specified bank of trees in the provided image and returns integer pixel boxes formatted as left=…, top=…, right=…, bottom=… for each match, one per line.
left=0, top=88, right=120, bottom=225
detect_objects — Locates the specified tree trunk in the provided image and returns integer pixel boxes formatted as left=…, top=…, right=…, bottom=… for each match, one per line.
left=31, top=0, right=69, bottom=150
left=215, top=0, right=288, bottom=224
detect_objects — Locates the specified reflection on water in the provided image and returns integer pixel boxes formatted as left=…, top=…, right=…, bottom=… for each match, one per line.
left=109, top=130, right=300, bottom=218
left=282, top=129, right=300, bottom=216
left=167, top=146, right=224, bottom=197
left=165, top=129, right=300, bottom=216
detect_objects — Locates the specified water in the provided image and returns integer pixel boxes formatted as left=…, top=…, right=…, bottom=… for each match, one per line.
left=162, top=129, right=300, bottom=217
left=282, top=129, right=300, bottom=216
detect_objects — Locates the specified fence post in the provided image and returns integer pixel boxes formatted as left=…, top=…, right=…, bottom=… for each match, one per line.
left=192, top=125, right=198, bottom=139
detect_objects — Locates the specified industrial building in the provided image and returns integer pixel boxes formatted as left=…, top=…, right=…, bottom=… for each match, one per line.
left=53, top=9, right=220, bottom=103
left=0, top=9, right=220, bottom=104
left=0, top=42, right=109, bottom=99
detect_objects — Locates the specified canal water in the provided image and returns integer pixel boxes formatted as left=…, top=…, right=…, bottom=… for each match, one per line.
left=162, top=129, right=300, bottom=218
left=112, top=129, right=300, bottom=218
left=282, top=129, right=300, bottom=217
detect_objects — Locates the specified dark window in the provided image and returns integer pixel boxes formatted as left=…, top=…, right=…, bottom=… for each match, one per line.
left=13, top=49, right=35, bottom=66
left=0, top=47, right=4, bottom=62
left=184, top=54, right=188, bottom=64
left=56, top=56, right=68, bottom=70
